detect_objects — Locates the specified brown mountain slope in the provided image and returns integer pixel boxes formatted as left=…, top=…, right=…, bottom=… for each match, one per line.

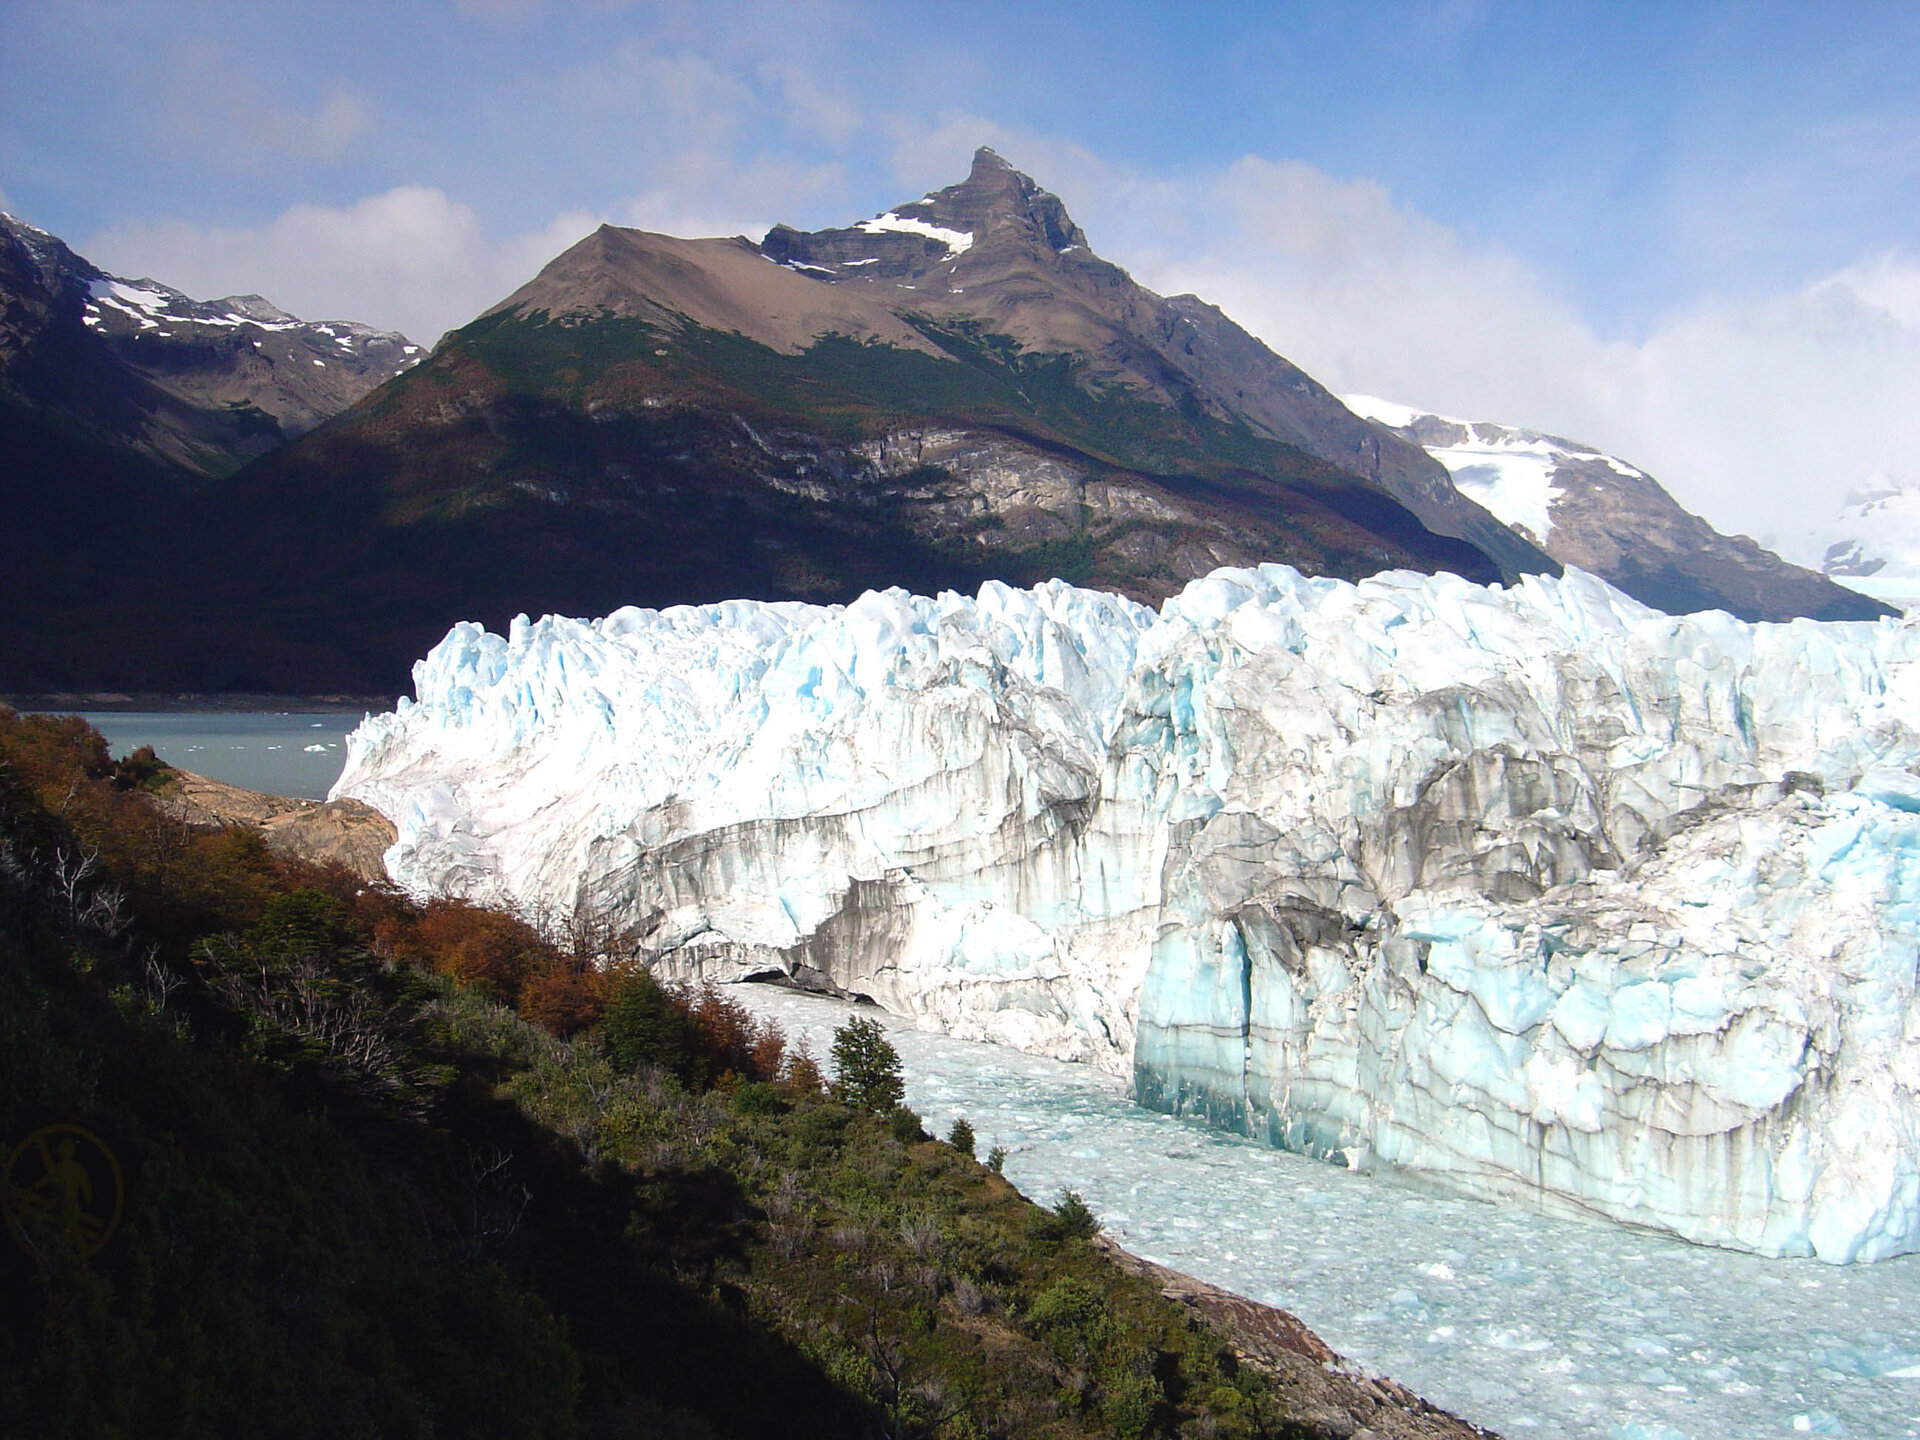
left=763, top=148, right=1550, bottom=580
left=485, top=225, right=940, bottom=356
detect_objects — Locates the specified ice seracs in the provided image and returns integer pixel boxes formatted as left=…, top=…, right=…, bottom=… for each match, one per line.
left=337, top=564, right=1920, bottom=1262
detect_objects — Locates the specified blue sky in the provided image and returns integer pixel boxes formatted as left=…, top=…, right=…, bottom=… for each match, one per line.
left=7, top=0, right=1920, bottom=553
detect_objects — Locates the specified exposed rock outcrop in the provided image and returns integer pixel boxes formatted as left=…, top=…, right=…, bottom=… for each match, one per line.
left=159, top=769, right=394, bottom=882
left=1093, top=1237, right=1496, bottom=1440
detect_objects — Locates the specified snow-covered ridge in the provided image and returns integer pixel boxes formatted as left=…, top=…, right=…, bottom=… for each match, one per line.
left=338, top=565, right=1920, bottom=1262
left=1811, top=481, right=1920, bottom=613
left=1344, top=394, right=1645, bottom=544
left=80, top=275, right=414, bottom=354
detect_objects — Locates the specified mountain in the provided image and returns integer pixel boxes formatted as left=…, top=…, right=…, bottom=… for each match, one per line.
left=1806, top=481, right=1920, bottom=612
left=1344, top=395, right=1889, bottom=622
left=760, top=151, right=1545, bottom=580
left=35, top=150, right=1552, bottom=695
left=0, top=212, right=424, bottom=696
left=0, top=211, right=419, bottom=483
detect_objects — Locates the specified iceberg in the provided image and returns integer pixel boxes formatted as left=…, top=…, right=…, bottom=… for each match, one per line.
left=336, top=564, right=1920, bottom=1261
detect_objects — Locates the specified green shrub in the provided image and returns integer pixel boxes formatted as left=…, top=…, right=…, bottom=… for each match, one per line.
left=1054, top=1189, right=1100, bottom=1239
left=730, top=1080, right=789, bottom=1116
left=1029, top=1188, right=1102, bottom=1249
left=946, top=1116, right=975, bottom=1157
left=600, top=967, right=703, bottom=1083
left=828, top=1016, right=904, bottom=1114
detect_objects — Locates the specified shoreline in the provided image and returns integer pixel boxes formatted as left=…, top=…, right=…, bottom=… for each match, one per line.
left=1094, top=1237, right=1497, bottom=1439
left=171, top=767, right=1500, bottom=1437
left=5, top=692, right=394, bottom=715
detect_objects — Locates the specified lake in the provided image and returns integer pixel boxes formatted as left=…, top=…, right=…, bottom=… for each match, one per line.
left=66, top=711, right=367, bottom=800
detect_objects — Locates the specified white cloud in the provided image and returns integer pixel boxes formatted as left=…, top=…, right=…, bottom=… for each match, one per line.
left=766, top=63, right=861, bottom=145
left=86, top=187, right=598, bottom=345
left=1081, top=155, right=1920, bottom=563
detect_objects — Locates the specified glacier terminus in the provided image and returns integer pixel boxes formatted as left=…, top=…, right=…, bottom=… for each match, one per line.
left=335, top=564, right=1920, bottom=1263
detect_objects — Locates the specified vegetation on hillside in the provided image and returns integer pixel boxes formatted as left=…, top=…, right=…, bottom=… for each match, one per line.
left=4, top=288, right=1497, bottom=696
left=0, top=708, right=1322, bottom=1438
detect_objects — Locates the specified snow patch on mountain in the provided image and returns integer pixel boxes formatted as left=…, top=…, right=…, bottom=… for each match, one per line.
left=338, top=564, right=1920, bottom=1263
left=1809, top=482, right=1920, bottom=613
left=1345, top=394, right=1647, bottom=544
left=855, top=211, right=975, bottom=256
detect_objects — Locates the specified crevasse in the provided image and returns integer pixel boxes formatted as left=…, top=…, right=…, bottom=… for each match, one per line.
left=335, top=565, right=1920, bottom=1262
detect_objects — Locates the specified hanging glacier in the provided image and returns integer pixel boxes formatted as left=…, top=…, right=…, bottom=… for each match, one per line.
left=335, top=564, right=1920, bottom=1262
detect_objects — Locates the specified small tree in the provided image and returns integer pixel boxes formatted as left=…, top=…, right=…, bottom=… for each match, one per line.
left=1051, top=1189, right=1102, bottom=1240
left=946, top=1117, right=976, bottom=1157
left=599, top=967, right=702, bottom=1084
left=830, top=1015, right=905, bottom=1114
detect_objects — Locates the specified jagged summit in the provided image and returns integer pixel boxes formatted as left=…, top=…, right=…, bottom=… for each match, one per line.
left=761, top=147, right=1092, bottom=284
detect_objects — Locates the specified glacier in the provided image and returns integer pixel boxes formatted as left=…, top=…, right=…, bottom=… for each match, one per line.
left=335, top=563, right=1920, bottom=1262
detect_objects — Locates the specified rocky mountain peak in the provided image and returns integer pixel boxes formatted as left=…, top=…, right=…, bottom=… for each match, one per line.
left=1345, top=395, right=1891, bottom=621
left=931, top=146, right=1089, bottom=252
left=760, top=149, right=1089, bottom=282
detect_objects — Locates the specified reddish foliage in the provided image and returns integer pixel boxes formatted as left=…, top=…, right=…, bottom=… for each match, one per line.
left=518, top=960, right=604, bottom=1038
left=688, top=983, right=759, bottom=1082
left=781, top=1038, right=825, bottom=1097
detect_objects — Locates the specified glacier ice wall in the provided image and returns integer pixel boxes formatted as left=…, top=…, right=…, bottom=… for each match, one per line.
left=336, top=565, right=1920, bottom=1261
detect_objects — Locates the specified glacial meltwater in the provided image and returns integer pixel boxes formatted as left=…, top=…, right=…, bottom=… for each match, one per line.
left=72, top=712, right=361, bottom=800
left=732, top=984, right=1920, bottom=1440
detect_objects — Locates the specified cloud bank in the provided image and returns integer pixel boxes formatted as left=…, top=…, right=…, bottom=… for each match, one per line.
left=86, top=188, right=600, bottom=347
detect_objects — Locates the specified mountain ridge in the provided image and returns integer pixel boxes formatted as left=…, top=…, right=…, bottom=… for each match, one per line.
left=1345, top=394, right=1889, bottom=623
left=26, top=149, right=1534, bottom=693
left=0, top=210, right=419, bottom=480
left=3, top=151, right=1879, bottom=694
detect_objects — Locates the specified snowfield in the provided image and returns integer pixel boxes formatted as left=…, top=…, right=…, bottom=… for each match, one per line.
left=337, top=564, right=1920, bottom=1262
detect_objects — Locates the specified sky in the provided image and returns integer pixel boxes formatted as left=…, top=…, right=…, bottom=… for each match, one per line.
left=6, top=0, right=1920, bottom=563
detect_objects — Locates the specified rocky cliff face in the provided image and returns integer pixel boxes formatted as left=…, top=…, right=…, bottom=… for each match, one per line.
left=337, top=565, right=1920, bottom=1263
left=759, top=149, right=1548, bottom=581
left=1345, top=395, right=1887, bottom=623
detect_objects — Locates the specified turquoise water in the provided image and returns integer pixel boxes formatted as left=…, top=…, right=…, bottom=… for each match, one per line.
left=735, top=985, right=1920, bottom=1440
left=68, top=712, right=365, bottom=800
